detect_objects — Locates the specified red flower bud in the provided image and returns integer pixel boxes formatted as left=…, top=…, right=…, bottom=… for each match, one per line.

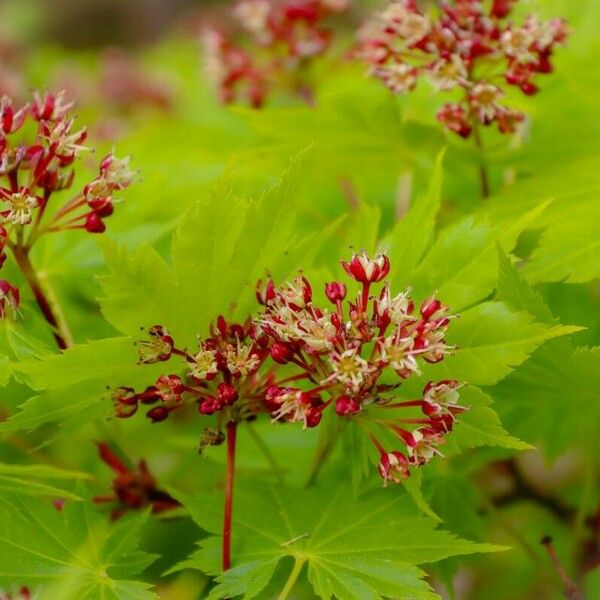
left=216, top=382, right=239, bottom=406
left=305, top=406, right=323, bottom=428
left=420, top=297, right=445, bottom=320
left=147, top=406, right=170, bottom=422
left=198, top=395, right=223, bottom=415
left=271, top=341, right=293, bottom=364
left=256, top=278, right=276, bottom=305
left=88, top=197, right=114, bottom=217
left=264, top=385, right=285, bottom=412
left=490, top=0, right=515, bottom=18
left=325, top=281, right=347, bottom=303
left=520, top=81, right=539, bottom=96
left=139, top=386, right=161, bottom=404
left=85, top=212, right=106, bottom=233
left=335, top=395, right=361, bottom=416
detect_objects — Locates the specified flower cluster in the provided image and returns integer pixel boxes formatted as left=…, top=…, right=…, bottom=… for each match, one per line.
left=201, top=0, right=349, bottom=107
left=114, top=251, right=465, bottom=484
left=358, top=0, right=567, bottom=137
left=113, top=316, right=274, bottom=452
left=0, top=91, right=133, bottom=319
left=93, top=442, right=179, bottom=521
left=258, top=251, right=464, bottom=482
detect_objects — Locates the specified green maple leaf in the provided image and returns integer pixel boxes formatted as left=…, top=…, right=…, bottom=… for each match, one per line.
left=384, top=150, right=444, bottom=281
left=100, top=158, right=341, bottom=347
left=0, top=463, right=90, bottom=500
left=493, top=342, right=600, bottom=459
left=173, top=481, right=503, bottom=600
left=407, top=201, right=549, bottom=311
left=1, top=337, right=166, bottom=433
left=522, top=197, right=600, bottom=283
left=0, top=491, right=157, bottom=600
left=447, top=386, right=531, bottom=451
left=489, top=249, right=596, bottom=458
left=423, top=301, right=580, bottom=386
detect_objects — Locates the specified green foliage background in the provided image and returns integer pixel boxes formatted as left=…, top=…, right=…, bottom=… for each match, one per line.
left=0, top=0, right=599, bottom=598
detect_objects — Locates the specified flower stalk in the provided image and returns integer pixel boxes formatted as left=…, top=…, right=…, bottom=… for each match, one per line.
left=10, top=242, right=69, bottom=349
left=223, top=420, right=238, bottom=572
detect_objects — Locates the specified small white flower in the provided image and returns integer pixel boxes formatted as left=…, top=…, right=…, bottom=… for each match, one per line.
left=382, top=4, right=430, bottom=46
left=501, top=27, right=535, bottom=61
left=326, top=347, right=375, bottom=393
left=381, top=336, right=419, bottom=377
left=295, top=315, right=336, bottom=352
left=2, top=191, right=39, bottom=225
left=469, top=83, right=503, bottom=123
left=190, top=348, right=218, bottom=379
left=234, top=0, right=271, bottom=35
left=377, top=63, right=418, bottom=94
left=102, top=155, right=134, bottom=189
left=429, top=54, right=468, bottom=91
left=226, top=342, right=260, bottom=377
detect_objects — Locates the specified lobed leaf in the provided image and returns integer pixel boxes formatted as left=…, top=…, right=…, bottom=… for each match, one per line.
left=0, top=490, right=157, bottom=599
left=423, top=301, right=581, bottom=385
left=173, top=481, right=503, bottom=600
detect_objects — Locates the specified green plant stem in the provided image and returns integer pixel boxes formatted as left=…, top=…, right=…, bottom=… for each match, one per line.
left=222, top=421, right=237, bottom=572
left=472, top=123, right=490, bottom=199
left=277, top=557, right=306, bottom=600
left=11, top=243, right=70, bottom=350
left=574, top=449, right=596, bottom=544
left=304, top=420, right=344, bottom=488
left=246, top=423, right=285, bottom=482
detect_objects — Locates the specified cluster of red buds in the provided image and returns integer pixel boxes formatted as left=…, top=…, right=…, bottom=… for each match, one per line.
left=357, top=0, right=567, bottom=137
left=0, top=91, right=133, bottom=320
left=113, top=316, right=276, bottom=452
left=201, top=0, right=349, bottom=107
left=114, top=251, right=465, bottom=484
left=93, top=442, right=179, bottom=521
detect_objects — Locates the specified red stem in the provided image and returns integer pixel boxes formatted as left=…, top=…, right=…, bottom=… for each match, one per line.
left=11, top=244, right=68, bottom=350
left=223, top=421, right=237, bottom=572
left=8, top=170, right=19, bottom=193
left=361, top=283, right=371, bottom=313
left=379, top=400, right=424, bottom=409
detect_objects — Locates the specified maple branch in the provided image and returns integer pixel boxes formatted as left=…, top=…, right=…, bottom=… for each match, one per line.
left=541, top=536, right=583, bottom=600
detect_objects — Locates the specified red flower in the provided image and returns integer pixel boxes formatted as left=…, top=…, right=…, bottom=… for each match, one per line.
left=93, top=442, right=179, bottom=520
left=0, top=279, right=19, bottom=319
left=378, top=451, right=410, bottom=485
left=201, top=0, right=349, bottom=107
left=341, top=250, right=390, bottom=284
left=358, top=0, right=567, bottom=137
